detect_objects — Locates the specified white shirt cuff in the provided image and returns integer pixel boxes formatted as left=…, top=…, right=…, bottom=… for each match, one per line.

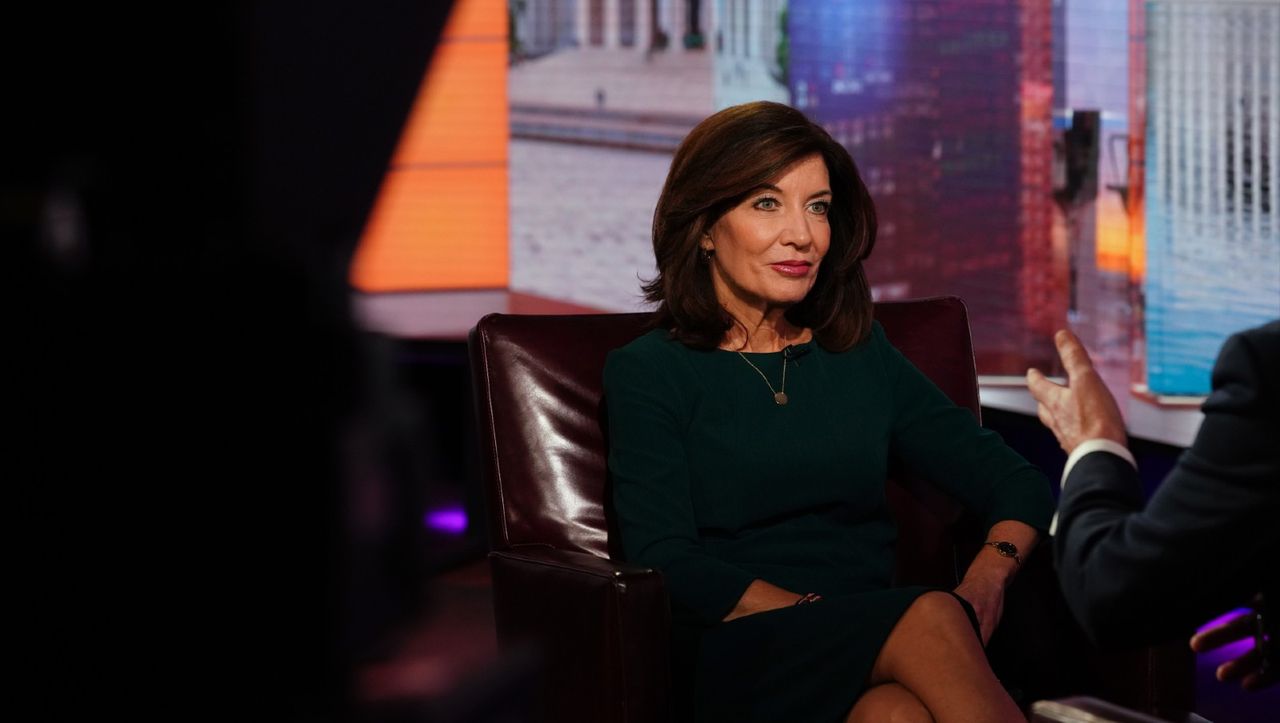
left=1049, top=439, right=1136, bottom=537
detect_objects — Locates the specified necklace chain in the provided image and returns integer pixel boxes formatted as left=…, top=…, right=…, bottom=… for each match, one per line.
left=736, top=351, right=789, bottom=405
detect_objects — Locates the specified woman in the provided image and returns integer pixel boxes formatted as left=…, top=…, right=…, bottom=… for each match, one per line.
left=603, top=102, right=1055, bottom=722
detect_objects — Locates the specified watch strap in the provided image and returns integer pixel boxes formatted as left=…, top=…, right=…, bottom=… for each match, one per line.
left=985, top=540, right=1022, bottom=565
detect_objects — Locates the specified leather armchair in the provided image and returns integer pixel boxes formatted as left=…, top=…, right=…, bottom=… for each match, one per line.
left=468, top=297, right=1192, bottom=723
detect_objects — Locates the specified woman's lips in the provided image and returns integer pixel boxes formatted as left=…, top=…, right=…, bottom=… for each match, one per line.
left=770, top=261, right=813, bottom=277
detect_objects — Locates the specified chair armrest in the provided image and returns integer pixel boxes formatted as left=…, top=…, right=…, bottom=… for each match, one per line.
left=1031, top=696, right=1211, bottom=723
left=489, top=547, right=670, bottom=723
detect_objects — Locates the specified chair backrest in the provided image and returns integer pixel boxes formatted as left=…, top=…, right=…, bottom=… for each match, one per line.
left=469, top=297, right=980, bottom=585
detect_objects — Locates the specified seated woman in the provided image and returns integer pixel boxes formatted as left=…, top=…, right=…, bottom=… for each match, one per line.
left=603, top=101, right=1055, bottom=723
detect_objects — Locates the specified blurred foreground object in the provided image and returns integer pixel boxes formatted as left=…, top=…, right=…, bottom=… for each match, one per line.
left=20, top=2, right=481, bottom=720
left=1031, top=696, right=1210, bottom=723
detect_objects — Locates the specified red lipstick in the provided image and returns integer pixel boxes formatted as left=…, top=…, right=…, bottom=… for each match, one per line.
left=770, top=260, right=813, bottom=277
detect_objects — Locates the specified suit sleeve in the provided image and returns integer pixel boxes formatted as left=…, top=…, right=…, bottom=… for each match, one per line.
left=1054, top=325, right=1280, bottom=645
left=879, top=323, right=1056, bottom=532
left=604, top=346, right=757, bottom=625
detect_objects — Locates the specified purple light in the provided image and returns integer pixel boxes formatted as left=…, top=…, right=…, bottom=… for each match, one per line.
left=1197, top=607, right=1254, bottom=633
left=1195, top=608, right=1258, bottom=665
left=424, top=505, right=469, bottom=535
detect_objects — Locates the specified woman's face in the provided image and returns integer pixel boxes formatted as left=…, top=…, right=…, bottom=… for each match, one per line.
left=702, top=153, right=832, bottom=318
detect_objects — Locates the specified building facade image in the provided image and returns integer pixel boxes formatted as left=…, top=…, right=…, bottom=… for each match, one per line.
left=1142, top=0, right=1280, bottom=395
left=513, top=0, right=712, bottom=57
left=789, top=0, right=1061, bottom=373
left=714, top=0, right=788, bottom=108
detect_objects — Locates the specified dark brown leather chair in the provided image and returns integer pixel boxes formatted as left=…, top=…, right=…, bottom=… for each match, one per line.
left=468, top=297, right=1193, bottom=723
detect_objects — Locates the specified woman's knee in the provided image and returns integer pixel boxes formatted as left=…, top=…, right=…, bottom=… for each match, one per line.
left=870, top=592, right=985, bottom=685
left=901, top=591, right=974, bottom=640
left=847, top=683, right=933, bottom=723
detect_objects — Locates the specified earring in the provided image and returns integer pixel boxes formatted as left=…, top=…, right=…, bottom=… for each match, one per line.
left=701, top=247, right=715, bottom=261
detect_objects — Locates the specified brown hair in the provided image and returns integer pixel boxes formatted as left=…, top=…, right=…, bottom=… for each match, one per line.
left=643, top=101, right=878, bottom=351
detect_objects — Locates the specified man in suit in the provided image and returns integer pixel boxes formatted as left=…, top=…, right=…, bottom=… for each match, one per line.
left=1026, top=323, right=1280, bottom=692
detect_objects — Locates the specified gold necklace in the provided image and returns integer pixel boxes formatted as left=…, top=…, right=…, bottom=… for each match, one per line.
left=737, top=351, right=788, bottom=405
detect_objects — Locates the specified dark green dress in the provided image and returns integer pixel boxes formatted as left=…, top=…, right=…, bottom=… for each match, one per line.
left=603, top=322, right=1054, bottom=722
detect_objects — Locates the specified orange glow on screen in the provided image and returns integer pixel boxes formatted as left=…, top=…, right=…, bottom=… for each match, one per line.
left=1127, top=213, right=1145, bottom=281
left=350, top=0, right=508, bottom=292
left=1095, top=193, right=1130, bottom=274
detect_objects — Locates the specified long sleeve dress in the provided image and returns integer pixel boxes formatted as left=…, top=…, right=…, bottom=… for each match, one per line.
left=603, top=321, right=1055, bottom=722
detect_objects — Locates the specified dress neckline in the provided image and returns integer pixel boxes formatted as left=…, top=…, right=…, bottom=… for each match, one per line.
left=716, top=339, right=815, bottom=356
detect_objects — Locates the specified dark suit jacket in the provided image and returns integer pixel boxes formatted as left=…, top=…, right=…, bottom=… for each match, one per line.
left=1054, top=320, right=1280, bottom=654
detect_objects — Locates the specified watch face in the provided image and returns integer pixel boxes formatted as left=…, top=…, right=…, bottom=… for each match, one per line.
left=992, top=541, right=1018, bottom=557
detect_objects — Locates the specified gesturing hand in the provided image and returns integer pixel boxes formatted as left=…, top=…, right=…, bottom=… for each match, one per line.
left=1191, top=606, right=1277, bottom=691
left=1026, top=329, right=1127, bottom=454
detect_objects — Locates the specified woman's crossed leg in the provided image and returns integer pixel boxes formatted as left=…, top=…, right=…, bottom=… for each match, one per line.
left=846, top=591, right=1022, bottom=723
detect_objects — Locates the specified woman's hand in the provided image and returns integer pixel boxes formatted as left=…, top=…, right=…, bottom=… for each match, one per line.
left=723, top=579, right=807, bottom=622
left=953, top=571, right=1006, bottom=646
left=955, top=520, right=1039, bottom=645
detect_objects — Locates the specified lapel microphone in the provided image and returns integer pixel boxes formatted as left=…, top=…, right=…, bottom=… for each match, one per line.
left=783, top=345, right=811, bottom=361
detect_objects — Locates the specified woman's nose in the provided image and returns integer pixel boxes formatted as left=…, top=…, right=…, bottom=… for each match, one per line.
left=781, top=209, right=813, bottom=247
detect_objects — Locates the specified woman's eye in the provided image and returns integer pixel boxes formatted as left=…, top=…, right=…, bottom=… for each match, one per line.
left=809, top=200, right=830, bottom=215
left=754, top=197, right=779, bottom=210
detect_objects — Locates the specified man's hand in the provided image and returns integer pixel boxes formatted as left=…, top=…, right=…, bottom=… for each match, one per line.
left=1191, top=607, right=1277, bottom=691
left=1026, top=329, right=1127, bottom=454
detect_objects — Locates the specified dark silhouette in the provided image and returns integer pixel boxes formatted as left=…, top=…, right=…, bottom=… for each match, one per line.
left=22, top=3, right=454, bottom=719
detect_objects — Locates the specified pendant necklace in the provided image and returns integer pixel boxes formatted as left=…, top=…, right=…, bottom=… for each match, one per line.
left=737, top=351, right=788, bottom=405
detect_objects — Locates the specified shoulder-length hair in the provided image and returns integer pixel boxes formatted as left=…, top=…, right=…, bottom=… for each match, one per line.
left=643, top=101, right=877, bottom=352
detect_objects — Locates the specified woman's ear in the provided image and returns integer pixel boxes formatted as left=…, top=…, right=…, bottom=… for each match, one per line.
left=699, top=233, right=716, bottom=261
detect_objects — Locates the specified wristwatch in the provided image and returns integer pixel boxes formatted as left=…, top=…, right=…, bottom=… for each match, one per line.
left=984, top=540, right=1022, bottom=565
